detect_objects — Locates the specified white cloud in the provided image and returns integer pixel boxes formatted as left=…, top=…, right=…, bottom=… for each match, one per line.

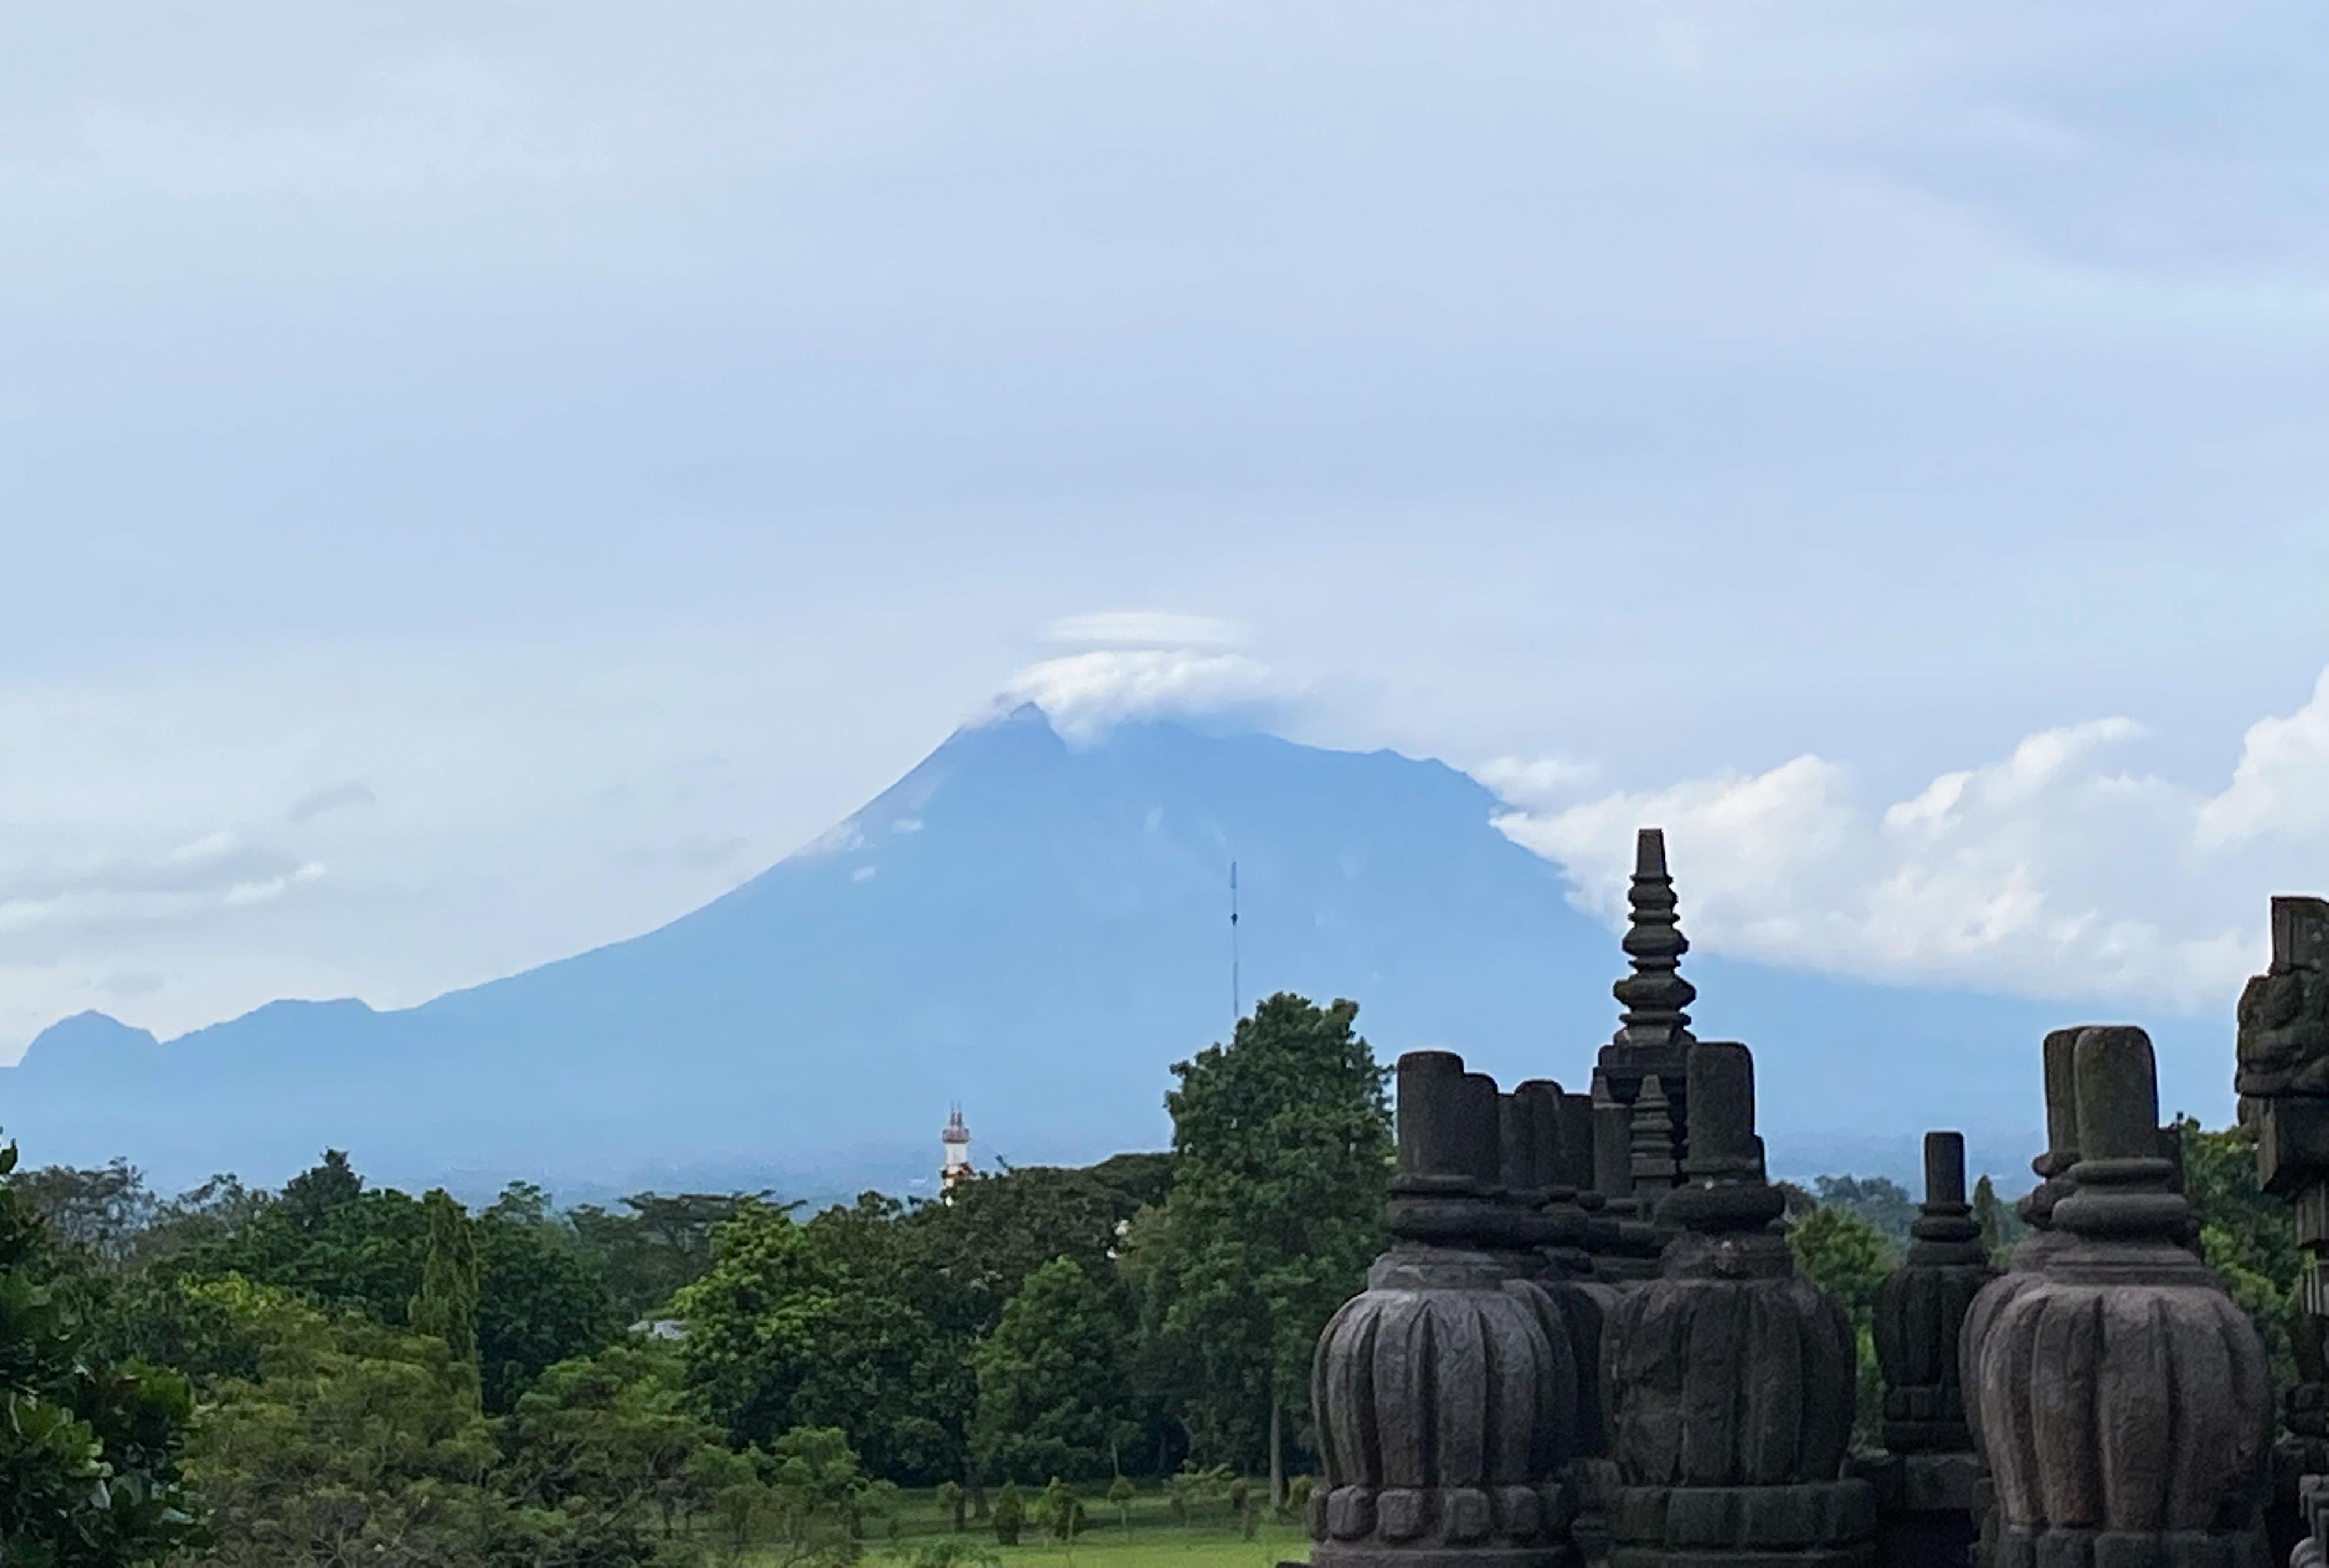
left=998, top=647, right=1298, bottom=744
left=1483, top=702, right=2325, bottom=1012
left=1471, top=755, right=1602, bottom=808
left=2198, top=666, right=2329, bottom=850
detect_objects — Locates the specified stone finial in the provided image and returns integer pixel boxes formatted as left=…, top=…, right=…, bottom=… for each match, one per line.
left=1969, top=1026, right=2271, bottom=1559
left=1591, top=1075, right=1634, bottom=1204
left=2049, top=1026, right=2188, bottom=1241
left=2013, top=1026, right=2092, bottom=1243
left=1874, top=1132, right=1992, bottom=1458
left=1459, top=1072, right=1505, bottom=1190
left=1554, top=1091, right=1598, bottom=1197
left=1612, top=829, right=1696, bottom=1052
left=1586, top=1073, right=1659, bottom=1280
left=1501, top=1092, right=1540, bottom=1198
left=1513, top=1081, right=1593, bottom=1275
left=1396, top=1050, right=1472, bottom=1185
left=1922, top=1129, right=1967, bottom=1210
left=1629, top=1072, right=1679, bottom=1195
left=1390, top=1052, right=1506, bottom=1249
left=1658, top=1041, right=1787, bottom=1236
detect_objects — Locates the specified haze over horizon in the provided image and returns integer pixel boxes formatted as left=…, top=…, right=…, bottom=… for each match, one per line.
left=3, top=2, right=2326, bottom=1057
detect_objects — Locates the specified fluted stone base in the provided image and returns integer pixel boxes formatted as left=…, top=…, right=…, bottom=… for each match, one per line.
left=1608, top=1480, right=1875, bottom=1568
left=1991, top=1526, right=2268, bottom=1568
left=1308, top=1482, right=1576, bottom=1568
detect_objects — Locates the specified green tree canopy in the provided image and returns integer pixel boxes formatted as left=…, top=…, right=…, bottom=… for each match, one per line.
left=1136, top=992, right=1392, bottom=1495
left=409, top=1187, right=481, bottom=1379
left=972, top=1256, right=1136, bottom=1483
left=0, top=1140, right=202, bottom=1566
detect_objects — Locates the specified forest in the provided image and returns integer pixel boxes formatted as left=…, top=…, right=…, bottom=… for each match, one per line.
left=0, top=993, right=2300, bottom=1567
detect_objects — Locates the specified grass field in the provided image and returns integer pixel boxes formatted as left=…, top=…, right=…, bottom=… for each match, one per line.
left=742, top=1483, right=1310, bottom=1567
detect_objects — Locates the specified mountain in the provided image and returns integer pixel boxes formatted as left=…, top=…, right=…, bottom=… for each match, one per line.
left=0, top=706, right=2230, bottom=1200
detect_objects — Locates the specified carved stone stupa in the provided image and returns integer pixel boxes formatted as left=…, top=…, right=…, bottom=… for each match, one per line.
left=1310, top=1050, right=1585, bottom=1568
left=1602, top=1040, right=1875, bottom=1568
left=1865, top=1132, right=1992, bottom=1567
left=1968, top=1026, right=2270, bottom=1568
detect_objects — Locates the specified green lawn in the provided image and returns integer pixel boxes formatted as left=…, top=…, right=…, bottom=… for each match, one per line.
left=742, top=1483, right=1311, bottom=1567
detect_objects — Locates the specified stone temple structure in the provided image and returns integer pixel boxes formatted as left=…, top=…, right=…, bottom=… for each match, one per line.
left=1306, top=828, right=2296, bottom=1568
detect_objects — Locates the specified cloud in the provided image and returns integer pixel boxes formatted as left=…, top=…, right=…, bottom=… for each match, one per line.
left=1482, top=699, right=2329, bottom=1012
left=998, top=647, right=1299, bottom=744
left=287, top=780, right=378, bottom=824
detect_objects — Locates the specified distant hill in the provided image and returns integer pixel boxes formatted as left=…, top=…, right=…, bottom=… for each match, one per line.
left=0, top=705, right=2227, bottom=1200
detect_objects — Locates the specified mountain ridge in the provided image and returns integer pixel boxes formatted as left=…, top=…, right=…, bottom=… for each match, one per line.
left=2, top=707, right=2228, bottom=1200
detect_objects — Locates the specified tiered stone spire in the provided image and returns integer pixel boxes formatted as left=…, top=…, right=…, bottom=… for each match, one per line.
left=1589, top=829, right=1696, bottom=1276
left=1612, top=829, right=1695, bottom=1052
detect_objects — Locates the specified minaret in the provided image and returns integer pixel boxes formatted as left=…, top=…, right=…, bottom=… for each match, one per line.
left=940, top=1107, right=973, bottom=1200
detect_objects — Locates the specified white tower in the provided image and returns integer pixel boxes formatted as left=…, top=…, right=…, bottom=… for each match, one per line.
left=940, top=1107, right=974, bottom=1198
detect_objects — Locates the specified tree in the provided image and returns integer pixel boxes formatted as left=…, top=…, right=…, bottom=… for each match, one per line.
left=1787, top=1205, right=1893, bottom=1323
left=1786, top=1201, right=1895, bottom=1451
left=409, top=1188, right=481, bottom=1380
left=899, top=1165, right=1149, bottom=1343
left=177, top=1276, right=509, bottom=1568
left=474, top=1201, right=619, bottom=1413
left=1810, top=1174, right=1916, bottom=1247
left=0, top=1141, right=202, bottom=1565
left=1140, top=993, right=1392, bottom=1503
left=973, top=1256, right=1135, bottom=1481
left=676, top=1197, right=971, bottom=1485
left=1038, top=1476, right=1086, bottom=1540
left=500, top=1340, right=727, bottom=1550
left=1107, top=1473, right=1135, bottom=1533
left=2178, top=1116, right=2301, bottom=1387
left=219, top=1181, right=429, bottom=1325
left=8, top=1157, right=160, bottom=1267
left=1970, top=1174, right=2011, bottom=1264
left=573, top=1191, right=770, bottom=1322
left=278, top=1149, right=364, bottom=1227
left=991, top=1482, right=1024, bottom=1546
left=756, top=1425, right=876, bottom=1566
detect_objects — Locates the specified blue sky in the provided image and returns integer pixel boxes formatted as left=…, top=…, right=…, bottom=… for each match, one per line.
left=1, top=1, right=2325, bottom=1052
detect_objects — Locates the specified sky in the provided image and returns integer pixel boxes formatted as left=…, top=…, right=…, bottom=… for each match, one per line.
left=1, top=1, right=2325, bottom=1056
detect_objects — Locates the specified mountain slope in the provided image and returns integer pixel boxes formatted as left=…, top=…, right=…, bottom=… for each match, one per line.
left=0, top=707, right=2228, bottom=1197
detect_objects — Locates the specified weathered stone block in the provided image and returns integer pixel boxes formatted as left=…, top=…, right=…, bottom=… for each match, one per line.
left=2258, top=1096, right=2329, bottom=1195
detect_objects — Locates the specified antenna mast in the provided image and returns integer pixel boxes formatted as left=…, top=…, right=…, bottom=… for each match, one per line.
left=1230, top=861, right=1241, bottom=1026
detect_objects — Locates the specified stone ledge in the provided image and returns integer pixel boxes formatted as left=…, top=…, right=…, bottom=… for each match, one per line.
left=1610, top=1480, right=1876, bottom=1550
